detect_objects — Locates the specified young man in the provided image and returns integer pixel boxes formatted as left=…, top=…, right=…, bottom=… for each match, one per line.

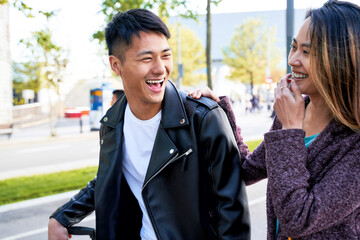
left=48, top=9, right=250, bottom=240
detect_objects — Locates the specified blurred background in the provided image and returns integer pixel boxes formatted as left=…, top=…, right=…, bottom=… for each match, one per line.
left=1, top=0, right=359, bottom=239
left=3, top=0, right=357, bottom=134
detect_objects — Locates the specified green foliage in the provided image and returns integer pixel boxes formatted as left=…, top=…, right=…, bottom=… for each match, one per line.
left=211, top=0, right=222, bottom=6
left=223, top=18, right=283, bottom=91
left=12, top=62, right=42, bottom=104
left=18, top=27, right=68, bottom=93
left=0, top=0, right=35, bottom=17
left=93, top=0, right=198, bottom=45
left=1, top=0, right=58, bottom=18
left=168, top=24, right=206, bottom=86
left=246, top=139, right=262, bottom=152
left=0, top=167, right=97, bottom=205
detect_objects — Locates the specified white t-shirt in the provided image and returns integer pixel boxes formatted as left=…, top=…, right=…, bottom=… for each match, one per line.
left=122, top=104, right=161, bottom=240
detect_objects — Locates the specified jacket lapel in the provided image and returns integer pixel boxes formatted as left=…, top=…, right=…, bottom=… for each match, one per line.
left=143, top=127, right=179, bottom=185
left=143, top=81, right=189, bottom=185
left=97, top=94, right=127, bottom=193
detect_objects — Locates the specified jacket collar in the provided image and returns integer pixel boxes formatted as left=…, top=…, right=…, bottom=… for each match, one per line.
left=100, top=80, right=189, bottom=129
left=161, top=80, right=189, bottom=128
left=100, top=93, right=127, bottom=128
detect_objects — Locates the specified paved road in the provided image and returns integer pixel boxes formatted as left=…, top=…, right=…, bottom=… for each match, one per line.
left=0, top=110, right=272, bottom=239
left=0, top=116, right=99, bottom=180
left=0, top=181, right=267, bottom=240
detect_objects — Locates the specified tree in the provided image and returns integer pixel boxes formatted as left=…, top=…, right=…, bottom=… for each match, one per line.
left=223, top=18, right=283, bottom=95
left=92, top=0, right=197, bottom=46
left=206, top=0, right=222, bottom=90
left=12, top=61, right=41, bottom=105
left=168, top=25, right=206, bottom=87
left=0, top=0, right=34, bottom=16
left=18, top=11, right=68, bottom=136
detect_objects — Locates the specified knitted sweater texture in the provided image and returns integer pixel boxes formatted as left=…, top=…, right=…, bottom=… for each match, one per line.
left=218, top=96, right=360, bottom=240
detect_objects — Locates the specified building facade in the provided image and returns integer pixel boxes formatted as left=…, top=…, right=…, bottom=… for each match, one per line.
left=0, top=3, right=13, bottom=124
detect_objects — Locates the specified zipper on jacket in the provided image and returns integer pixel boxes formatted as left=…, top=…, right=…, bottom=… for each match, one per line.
left=181, top=148, right=193, bottom=172
left=142, top=148, right=193, bottom=190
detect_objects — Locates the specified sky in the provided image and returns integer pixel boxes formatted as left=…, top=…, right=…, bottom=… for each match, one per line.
left=9, top=0, right=360, bottom=87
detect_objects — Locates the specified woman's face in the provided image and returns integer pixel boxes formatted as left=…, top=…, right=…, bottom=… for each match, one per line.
left=288, top=18, right=319, bottom=97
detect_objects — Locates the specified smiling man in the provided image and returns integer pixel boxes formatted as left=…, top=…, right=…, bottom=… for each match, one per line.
left=48, top=9, right=250, bottom=240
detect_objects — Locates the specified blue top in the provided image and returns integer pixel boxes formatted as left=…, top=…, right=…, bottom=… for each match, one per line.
left=304, top=133, right=320, bottom=148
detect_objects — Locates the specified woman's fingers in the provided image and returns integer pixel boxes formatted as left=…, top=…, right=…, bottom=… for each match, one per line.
left=274, top=74, right=304, bottom=129
left=187, top=87, right=220, bottom=102
left=289, top=79, right=303, bottom=102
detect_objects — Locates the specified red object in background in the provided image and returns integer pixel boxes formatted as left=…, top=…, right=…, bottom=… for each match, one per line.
left=65, top=111, right=82, bottom=118
left=64, top=108, right=82, bottom=118
left=64, top=107, right=90, bottom=133
left=64, top=107, right=90, bottom=118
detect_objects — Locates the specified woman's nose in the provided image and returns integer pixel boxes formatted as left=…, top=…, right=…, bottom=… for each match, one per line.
left=288, top=52, right=301, bottom=67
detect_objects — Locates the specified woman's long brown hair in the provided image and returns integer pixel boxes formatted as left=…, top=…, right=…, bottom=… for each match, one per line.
left=306, top=0, right=360, bottom=131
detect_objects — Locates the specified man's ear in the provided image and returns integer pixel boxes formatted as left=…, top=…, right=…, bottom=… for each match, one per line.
left=109, top=55, right=122, bottom=76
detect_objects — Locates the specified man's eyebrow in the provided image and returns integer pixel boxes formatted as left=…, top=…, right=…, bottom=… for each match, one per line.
left=163, top=48, right=171, bottom=53
left=136, top=50, right=153, bottom=57
left=136, top=48, right=171, bottom=57
left=293, top=38, right=311, bottom=48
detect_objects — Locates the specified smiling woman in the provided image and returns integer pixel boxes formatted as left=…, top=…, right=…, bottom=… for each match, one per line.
left=188, top=1, right=360, bottom=239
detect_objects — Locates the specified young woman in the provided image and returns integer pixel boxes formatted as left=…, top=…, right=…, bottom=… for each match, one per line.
left=189, top=0, right=360, bottom=239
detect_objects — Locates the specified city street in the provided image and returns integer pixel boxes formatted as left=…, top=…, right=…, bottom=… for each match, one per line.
left=0, top=109, right=273, bottom=240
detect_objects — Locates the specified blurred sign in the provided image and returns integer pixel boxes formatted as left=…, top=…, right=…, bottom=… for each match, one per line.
left=89, top=83, right=113, bottom=130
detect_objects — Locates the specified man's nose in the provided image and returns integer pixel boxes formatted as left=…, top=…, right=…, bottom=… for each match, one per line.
left=152, top=58, right=166, bottom=75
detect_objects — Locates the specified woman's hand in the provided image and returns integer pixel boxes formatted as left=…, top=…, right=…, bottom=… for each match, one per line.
left=188, top=87, right=221, bottom=102
left=274, top=74, right=305, bottom=130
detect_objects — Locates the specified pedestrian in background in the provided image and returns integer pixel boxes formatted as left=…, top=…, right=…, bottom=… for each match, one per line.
left=48, top=8, right=250, bottom=240
left=189, top=0, right=360, bottom=239
left=110, top=89, right=124, bottom=106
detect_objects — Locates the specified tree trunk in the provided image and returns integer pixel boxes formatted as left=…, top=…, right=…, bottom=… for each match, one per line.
left=206, top=0, right=213, bottom=89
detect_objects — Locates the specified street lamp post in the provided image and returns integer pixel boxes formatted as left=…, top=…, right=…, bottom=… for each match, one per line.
left=286, top=0, right=294, bottom=74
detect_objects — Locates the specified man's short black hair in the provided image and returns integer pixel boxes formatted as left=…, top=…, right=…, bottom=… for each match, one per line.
left=112, top=89, right=124, bottom=99
left=105, top=9, right=171, bottom=63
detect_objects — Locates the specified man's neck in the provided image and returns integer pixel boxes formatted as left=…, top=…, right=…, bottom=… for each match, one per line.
left=127, top=102, right=162, bottom=120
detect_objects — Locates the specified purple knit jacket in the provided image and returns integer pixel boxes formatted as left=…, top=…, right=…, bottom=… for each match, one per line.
left=218, top=96, right=360, bottom=240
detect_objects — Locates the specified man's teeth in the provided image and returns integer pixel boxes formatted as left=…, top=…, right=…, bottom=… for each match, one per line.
left=146, top=80, right=164, bottom=84
left=292, top=73, right=308, bottom=79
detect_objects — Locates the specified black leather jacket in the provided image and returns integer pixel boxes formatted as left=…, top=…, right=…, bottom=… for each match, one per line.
left=51, top=81, right=250, bottom=240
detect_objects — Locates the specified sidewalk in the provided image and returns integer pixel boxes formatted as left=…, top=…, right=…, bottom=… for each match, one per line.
left=0, top=116, right=93, bottom=143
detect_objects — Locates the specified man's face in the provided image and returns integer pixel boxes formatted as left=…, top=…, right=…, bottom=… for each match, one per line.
left=110, top=31, right=173, bottom=119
